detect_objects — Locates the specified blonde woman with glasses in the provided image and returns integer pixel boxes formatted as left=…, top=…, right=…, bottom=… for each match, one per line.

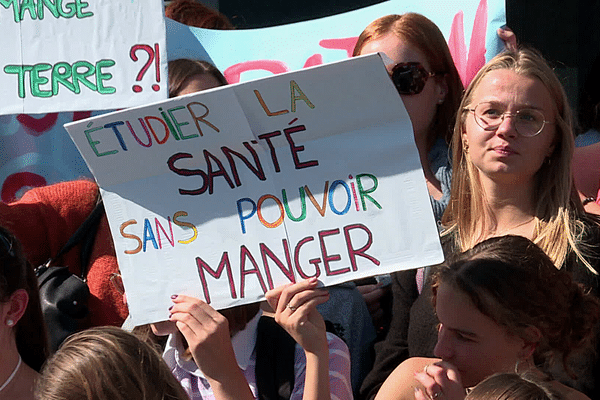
left=364, top=47, right=600, bottom=400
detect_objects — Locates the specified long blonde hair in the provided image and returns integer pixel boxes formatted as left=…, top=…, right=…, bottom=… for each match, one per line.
left=442, top=47, right=597, bottom=273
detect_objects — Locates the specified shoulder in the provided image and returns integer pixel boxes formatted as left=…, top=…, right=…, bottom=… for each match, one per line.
left=550, top=380, right=592, bottom=400
left=376, top=357, right=438, bottom=400
left=16, top=179, right=99, bottom=211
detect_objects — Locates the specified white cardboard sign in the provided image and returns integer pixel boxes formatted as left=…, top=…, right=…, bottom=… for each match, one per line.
left=0, top=0, right=167, bottom=115
left=65, top=54, right=443, bottom=326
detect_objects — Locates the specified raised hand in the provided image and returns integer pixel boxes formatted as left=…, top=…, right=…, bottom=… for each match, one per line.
left=413, top=361, right=466, bottom=400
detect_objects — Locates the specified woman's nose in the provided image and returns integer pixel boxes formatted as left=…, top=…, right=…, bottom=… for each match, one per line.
left=494, top=113, right=518, bottom=138
left=433, top=325, right=453, bottom=360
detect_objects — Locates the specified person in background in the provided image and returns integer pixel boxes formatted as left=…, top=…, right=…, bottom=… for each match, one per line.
left=0, top=226, right=48, bottom=400
left=151, top=279, right=352, bottom=400
left=376, top=236, right=597, bottom=400
left=370, top=47, right=600, bottom=399
left=572, top=54, right=600, bottom=214
left=355, top=13, right=463, bottom=399
left=462, top=373, right=563, bottom=400
left=165, top=0, right=234, bottom=29
left=168, top=58, right=229, bottom=97
left=35, top=326, right=190, bottom=400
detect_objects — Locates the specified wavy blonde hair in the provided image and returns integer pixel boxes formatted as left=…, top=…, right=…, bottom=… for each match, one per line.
left=442, top=47, right=597, bottom=273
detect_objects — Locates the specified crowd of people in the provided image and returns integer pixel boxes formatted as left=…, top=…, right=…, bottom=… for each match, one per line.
left=1, top=1, right=599, bottom=400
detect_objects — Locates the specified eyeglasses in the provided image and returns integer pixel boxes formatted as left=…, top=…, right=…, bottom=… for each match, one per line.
left=390, top=62, right=443, bottom=95
left=466, top=102, right=554, bottom=137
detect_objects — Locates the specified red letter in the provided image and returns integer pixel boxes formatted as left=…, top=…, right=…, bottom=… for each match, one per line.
left=319, top=228, right=348, bottom=276
left=344, top=224, right=380, bottom=271
left=196, top=253, right=237, bottom=303
left=240, top=245, right=267, bottom=297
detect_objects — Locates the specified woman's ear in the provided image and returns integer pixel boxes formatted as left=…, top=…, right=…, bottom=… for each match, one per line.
left=518, top=325, right=542, bottom=359
left=4, top=289, right=28, bottom=327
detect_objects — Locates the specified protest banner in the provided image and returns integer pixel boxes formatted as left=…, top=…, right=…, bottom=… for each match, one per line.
left=170, top=0, right=506, bottom=86
left=0, top=0, right=167, bottom=115
left=65, top=54, right=444, bottom=326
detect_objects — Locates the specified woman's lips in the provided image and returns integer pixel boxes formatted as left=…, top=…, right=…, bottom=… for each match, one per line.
left=491, top=145, right=518, bottom=156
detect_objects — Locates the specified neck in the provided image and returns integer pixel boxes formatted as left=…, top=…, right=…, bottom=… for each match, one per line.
left=0, top=341, right=21, bottom=393
left=479, top=175, right=537, bottom=239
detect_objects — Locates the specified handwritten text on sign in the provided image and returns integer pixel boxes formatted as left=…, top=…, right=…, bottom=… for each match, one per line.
left=0, top=0, right=166, bottom=115
left=65, top=54, right=444, bottom=326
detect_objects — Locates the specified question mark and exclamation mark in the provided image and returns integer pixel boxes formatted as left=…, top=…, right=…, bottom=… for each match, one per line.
left=130, top=43, right=161, bottom=93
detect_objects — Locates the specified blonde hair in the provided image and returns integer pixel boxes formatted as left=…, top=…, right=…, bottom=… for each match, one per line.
left=35, top=326, right=189, bottom=400
left=353, top=13, right=464, bottom=152
left=442, top=47, right=597, bottom=273
left=466, top=372, right=562, bottom=400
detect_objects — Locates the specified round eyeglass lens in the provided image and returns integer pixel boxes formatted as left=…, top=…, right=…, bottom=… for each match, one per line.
left=474, top=103, right=546, bottom=137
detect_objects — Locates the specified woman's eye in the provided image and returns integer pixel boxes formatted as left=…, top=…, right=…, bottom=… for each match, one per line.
left=454, top=331, right=474, bottom=342
left=517, top=110, right=539, bottom=123
left=482, top=108, right=502, bottom=118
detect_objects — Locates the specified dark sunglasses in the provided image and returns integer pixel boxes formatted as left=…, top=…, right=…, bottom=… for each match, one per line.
left=390, top=62, right=443, bottom=95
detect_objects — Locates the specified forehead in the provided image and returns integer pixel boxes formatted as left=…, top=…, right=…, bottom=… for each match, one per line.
left=178, top=74, right=223, bottom=96
left=360, top=33, right=430, bottom=72
left=435, top=283, right=503, bottom=336
left=470, top=69, right=555, bottom=113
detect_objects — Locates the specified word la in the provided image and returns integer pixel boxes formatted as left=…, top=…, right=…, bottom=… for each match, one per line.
left=254, top=80, right=315, bottom=117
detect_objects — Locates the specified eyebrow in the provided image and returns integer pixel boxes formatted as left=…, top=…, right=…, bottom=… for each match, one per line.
left=479, top=100, right=544, bottom=111
left=448, top=326, right=478, bottom=339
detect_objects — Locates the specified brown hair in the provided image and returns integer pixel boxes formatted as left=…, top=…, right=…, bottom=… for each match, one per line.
left=433, top=235, right=600, bottom=377
left=165, top=0, right=234, bottom=30
left=442, top=47, right=598, bottom=273
left=168, top=58, right=228, bottom=98
left=0, top=226, right=48, bottom=371
left=466, top=372, right=562, bottom=400
left=353, top=13, right=464, bottom=151
left=35, top=326, right=189, bottom=400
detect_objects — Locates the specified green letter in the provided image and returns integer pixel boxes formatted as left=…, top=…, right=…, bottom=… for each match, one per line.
left=4, top=65, right=32, bottom=98
left=38, top=0, right=59, bottom=19
left=95, top=59, right=116, bottom=94
left=0, top=0, right=20, bottom=22
left=75, top=0, right=92, bottom=18
left=52, top=62, right=76, bottom=95
left=72, top=61, right=97, bottom=92
left=30, top=63, right=52, bottom=98
left=356, top=173, right=381, bottom=210
left=85, top=126, right=118, bottom=157
left=19, top=0, right=36, bottom=20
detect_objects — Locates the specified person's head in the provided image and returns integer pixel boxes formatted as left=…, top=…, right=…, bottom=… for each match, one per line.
left=35, top=326, right=189, bottom=400
left=465, top=372, right=562, bottom=400
left=443, top=48, right=588, bottom=270
left=168, top=59, right=228, bottom=98
left=432, top=235, right=599, bottom=388
left=165, top=0, right=234, bottom=30
left=452, top=47, right=572, bottom=200
left=0, top=226, right=48, bottom=371
left=353, top=13, right=463, bottom=150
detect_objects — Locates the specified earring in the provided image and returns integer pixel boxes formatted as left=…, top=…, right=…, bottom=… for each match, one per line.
left=6, top=319, right=14, bottom=327
left=437, top=98, right=444, bottom=105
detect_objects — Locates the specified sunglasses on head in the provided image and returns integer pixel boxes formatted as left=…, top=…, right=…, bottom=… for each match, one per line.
left=390, top=62, right=443, bottom=95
